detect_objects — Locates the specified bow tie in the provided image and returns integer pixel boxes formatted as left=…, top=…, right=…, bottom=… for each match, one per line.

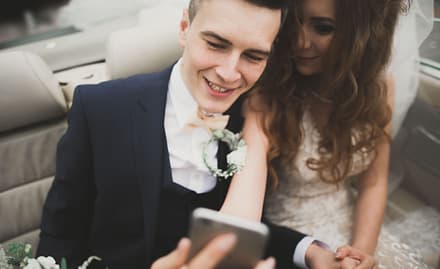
left=186, top=108, right=230, bottom=131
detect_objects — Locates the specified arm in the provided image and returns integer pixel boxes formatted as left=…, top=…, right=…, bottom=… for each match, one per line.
left=37, top=87, right=95, bottom=266
left=220, top=98, right=269, bottom=220
left=351, top=77, right=394, bottom=254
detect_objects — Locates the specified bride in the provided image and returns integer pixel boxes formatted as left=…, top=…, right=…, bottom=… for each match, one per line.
left=253, top=0, right=436, bottom=268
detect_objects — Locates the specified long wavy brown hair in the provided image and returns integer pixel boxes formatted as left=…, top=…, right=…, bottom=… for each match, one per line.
left=252, top=0, right=411, bottom=187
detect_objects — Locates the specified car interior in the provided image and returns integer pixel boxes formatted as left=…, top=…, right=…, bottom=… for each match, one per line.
left=0, top=2, right=439, bottom=268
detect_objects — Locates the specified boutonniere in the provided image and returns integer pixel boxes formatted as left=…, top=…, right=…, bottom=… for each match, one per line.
left=202, top=129, right=247, bottom=180
left=0, top=243, right=101, bottom=269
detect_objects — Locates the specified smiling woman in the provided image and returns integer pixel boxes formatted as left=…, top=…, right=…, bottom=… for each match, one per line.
left=293, top=0, right=335, bottom=76
left=259, top=0, right=440, bottom=268
left=0, top=0, right=439, bottom=268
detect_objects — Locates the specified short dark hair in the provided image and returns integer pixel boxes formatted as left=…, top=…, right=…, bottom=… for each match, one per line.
left=188, top=0, right=288, bottom=22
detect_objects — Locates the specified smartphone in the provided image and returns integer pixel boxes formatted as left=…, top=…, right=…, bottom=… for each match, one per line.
left=188, top=207, right=269, bottom=269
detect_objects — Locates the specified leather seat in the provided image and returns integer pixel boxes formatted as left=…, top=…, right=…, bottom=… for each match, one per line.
left=0, top=50, right=67, bottom=253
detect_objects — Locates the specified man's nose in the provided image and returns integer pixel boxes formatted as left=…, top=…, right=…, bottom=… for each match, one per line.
left=216, top=53, right=241, bottom=83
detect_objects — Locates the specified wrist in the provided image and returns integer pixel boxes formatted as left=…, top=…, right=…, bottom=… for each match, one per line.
left=305, top=242, right=328, bottom=268
left=305, top=242, right=318, bottom=268
left=352, top=240, right=376, bottom=255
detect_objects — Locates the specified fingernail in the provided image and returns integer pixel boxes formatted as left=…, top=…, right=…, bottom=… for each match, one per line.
left=218, top=234, right=237, bottom=251
left=335, top=251, right=342, bottom=259
left=178, top=238, right=189, bottom=249
left=264, top=257, right=276, bottom=269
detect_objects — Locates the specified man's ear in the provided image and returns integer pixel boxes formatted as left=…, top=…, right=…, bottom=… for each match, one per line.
left=179, top=9, right=190, bottom=48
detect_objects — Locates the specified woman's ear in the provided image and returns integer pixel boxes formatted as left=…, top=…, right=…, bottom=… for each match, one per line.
left=179, top=9, right=190, bottom=48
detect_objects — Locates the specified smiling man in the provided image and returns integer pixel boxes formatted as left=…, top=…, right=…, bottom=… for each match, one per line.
left=178, top=0, right=277, bottom=114
left=37, top=1, right=287, bottom=267
left=37, top=0, right=377, bottom=268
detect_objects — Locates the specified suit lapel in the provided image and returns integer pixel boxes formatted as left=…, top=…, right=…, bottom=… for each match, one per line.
left=131, top=67, right=173, bottom=262
left=132, top=65, right=245, bottom=261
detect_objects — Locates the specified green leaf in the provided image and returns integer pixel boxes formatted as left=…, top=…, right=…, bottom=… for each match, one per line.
left=61, top=257, right=68, bottom=269
left=5, top=243, right=28, bottom=266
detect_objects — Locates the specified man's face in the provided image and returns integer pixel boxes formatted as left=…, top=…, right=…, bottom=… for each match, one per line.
left=179, top=0, right=281, bottom=114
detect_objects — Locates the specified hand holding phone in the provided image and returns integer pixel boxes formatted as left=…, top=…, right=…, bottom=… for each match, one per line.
left=151, top=235, right=275, bottom=269
left=188, top=208, right=269, bottom=269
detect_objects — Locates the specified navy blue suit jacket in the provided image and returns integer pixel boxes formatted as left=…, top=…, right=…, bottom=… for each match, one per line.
left=37, top=66, right=305, bottom=268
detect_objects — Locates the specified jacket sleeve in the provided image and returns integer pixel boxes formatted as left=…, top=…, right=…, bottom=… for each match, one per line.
left=263, top=219, right=306, bottom=269
left=37, top=86, right=96, bottom=267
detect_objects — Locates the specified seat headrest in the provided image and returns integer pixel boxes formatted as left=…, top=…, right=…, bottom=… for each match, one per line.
left=0, top=51, right=67, bottom=133
left=106, top=4, right=183, bottom=79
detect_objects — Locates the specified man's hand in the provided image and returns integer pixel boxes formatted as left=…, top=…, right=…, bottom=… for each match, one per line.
left=306, top=243, right=378, bottom=269
left=305, top=242, right=340, bottom=269
left=151, top=234, right=275, bottom=269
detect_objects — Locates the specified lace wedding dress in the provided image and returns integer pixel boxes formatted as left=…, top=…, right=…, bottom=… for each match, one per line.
left=264, top=112, right=439, bottom=269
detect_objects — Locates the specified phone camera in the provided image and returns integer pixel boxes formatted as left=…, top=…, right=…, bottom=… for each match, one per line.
left=201, top=218, right=212, bottom=226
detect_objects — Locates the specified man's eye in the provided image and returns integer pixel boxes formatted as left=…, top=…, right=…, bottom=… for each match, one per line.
left=244, top=53, right=265, bottom=62
left=206, top=41, right=226, bottom=49
left=313, top=24, right=335, bottom=35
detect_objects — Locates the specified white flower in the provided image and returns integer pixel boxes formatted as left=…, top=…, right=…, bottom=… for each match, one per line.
left=23, top=258, right=42, bottom=269
left=37, top=256, right=59, bottom=269
left=24, top=257, right=59, bottom=269
left=227, top=145, right=247, bottom=168
left=203, top=129, right=248, bottom=179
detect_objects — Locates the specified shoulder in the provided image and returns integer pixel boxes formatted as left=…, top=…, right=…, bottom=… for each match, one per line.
left=74, top=66, right=173, bottom=108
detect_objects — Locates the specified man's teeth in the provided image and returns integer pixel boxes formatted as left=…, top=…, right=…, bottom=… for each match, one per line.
left=208, top=81, right=228, bottom=93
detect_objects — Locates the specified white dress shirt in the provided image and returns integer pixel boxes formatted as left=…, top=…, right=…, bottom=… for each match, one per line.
left=164, top=59, right=323, bottom=269
left=165, top=59, right=218, bottom=193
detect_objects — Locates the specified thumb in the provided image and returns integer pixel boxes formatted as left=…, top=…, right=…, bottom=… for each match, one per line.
left=151, top=238, right=191, bottom=269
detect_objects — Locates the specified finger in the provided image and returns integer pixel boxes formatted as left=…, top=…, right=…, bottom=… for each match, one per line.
left=335, top=246, right=379, bottom=269
left=340, top=257, right=361, bottom=269
left=188, top=233, right=237, bottom=269
left=354, top=256, right=377, bottom=269
left=335, top=245, right=362, bottom=260
left=254, top=257, right=276, bottom=269
left=151, top=238, right=191, bottom=269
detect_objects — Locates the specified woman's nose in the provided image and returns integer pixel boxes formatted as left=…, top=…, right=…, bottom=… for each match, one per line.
left=297, top=26, right=312, bottom=50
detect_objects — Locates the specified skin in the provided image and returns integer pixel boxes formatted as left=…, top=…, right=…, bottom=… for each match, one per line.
left=294, top=0, right=393, bottom=255
left=151, top=234, right=276, bottom=269
left=294, top=0, right=336, bottom=75
left=178, top=0, right=281, bottom=221
left=178, top=0, right=281, bottom=114
left=351, top=77, right=393, bottom=254
left=151, top=1, right=281, bottom=268
left=295, top=0, right=393, bottom=259
left=238, top=0, right=388, bottom=267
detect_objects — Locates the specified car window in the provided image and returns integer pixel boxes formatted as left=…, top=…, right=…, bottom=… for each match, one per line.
left=419, top=0, right=440, bottom=77
left=0, top=0, right=187, bottom=49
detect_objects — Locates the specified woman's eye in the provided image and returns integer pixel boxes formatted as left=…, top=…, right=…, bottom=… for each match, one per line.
left=206, top=41, right=225, bottom=49
left=313, top=24, right=335, bottom=35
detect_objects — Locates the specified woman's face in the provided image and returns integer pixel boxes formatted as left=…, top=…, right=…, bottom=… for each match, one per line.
left=293, top=0, right=336, bottom=76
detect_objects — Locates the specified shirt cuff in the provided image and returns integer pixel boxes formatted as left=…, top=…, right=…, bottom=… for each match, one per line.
left=293, top=236, right=331, bottom=269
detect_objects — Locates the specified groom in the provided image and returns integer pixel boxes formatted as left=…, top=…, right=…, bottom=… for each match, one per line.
left=37, top=0, right=376, bottom=268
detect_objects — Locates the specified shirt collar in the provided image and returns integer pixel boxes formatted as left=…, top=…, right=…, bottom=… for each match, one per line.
left=169, top=58, right=199, bottom=129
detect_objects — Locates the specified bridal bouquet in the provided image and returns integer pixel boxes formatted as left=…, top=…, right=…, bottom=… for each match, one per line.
left=0, top=243, right=100, bottom=269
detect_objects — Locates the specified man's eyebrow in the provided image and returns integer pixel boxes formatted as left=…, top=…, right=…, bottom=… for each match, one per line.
left=201, top=31, right=232, bottom=45
left=201, top=31, right=271, bottom=56
left=245, top=49, right=271, bottom=58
